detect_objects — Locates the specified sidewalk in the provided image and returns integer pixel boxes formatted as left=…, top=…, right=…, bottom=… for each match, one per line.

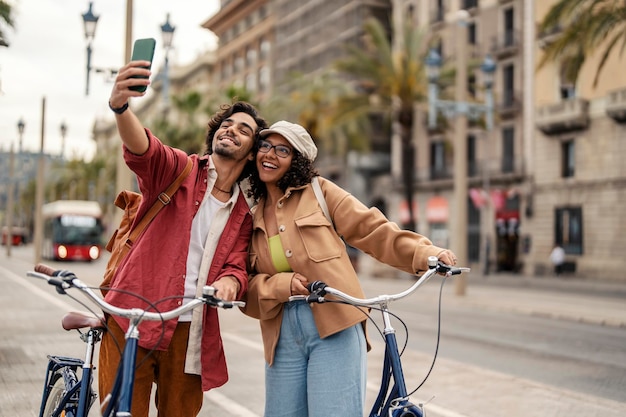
left=465, top=270, right=626, bottom=328
left=362, top=257, right=626, bottom=329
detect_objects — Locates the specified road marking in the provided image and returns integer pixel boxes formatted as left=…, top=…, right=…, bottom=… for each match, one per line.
left=1, top=265, right=76, bottom=311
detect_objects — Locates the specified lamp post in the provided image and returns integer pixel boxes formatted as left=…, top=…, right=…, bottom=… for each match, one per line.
left=426, top=10, right=496, bottom=295
left=17, top=118, right=25, bottom=154
left=5, top=144, right=15, bottom=256
left=81, top=0, right=134, bottom=222
left=81, top=2, right=99, bottom=96
left=60, top=121, right=68, bottom=159
left=160, top=13, right=176, bottom=109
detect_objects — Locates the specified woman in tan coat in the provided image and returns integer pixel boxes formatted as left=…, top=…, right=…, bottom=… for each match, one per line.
left=242, top=121, right=457, bottom=417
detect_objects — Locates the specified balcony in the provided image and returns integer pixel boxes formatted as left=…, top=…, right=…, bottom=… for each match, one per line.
left=496, top=92, right=522, bottom=119
left=536, top=98, right=590, bottom=134
left=491, top=30, right=521, bottom=59
left=606, top=87, right=626, bottom=123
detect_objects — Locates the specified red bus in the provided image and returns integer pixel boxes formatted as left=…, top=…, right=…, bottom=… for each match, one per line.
left=42, top=200, right=104, bottom=261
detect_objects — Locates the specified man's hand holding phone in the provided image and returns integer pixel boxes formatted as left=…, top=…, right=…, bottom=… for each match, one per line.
left=109, top=38, right=156, bottom=113
left=109, top=61, right=152, bottom=109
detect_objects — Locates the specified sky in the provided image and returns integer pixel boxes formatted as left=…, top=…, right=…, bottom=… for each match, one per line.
left=0, top=0, right=220, bottom=161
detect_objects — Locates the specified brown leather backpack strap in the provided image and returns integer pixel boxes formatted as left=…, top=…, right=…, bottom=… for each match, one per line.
left=125, top=157, right=193, bottom=247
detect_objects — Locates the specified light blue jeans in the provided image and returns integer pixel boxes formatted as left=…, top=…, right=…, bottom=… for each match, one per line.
left=264, top=300, right=366, bottom=417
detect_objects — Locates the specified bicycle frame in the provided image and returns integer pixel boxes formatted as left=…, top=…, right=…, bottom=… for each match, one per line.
left=29, top=265, right=245, bottom=417
left=101, top=317, right=141, bottom=417
left=38, top=326, right=101, bottom=417
left=369, top=305, right=423, bottom=417
left=294, top=256, right=469, bottom=417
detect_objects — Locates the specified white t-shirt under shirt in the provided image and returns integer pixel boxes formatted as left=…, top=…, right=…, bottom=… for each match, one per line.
left=180, top=193, right=227, bottom=322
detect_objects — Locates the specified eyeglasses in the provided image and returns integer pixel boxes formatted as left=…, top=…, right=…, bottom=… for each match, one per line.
left=258, top=139, right=292, bottom=158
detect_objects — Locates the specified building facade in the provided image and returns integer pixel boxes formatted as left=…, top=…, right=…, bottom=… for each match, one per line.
left=527, top=0, right=626, bottom=279
left=89, top=0, right=626, bottom=281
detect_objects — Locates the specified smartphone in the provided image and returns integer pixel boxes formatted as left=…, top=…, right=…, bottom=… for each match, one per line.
left=129, top=38, right=156, bottom=92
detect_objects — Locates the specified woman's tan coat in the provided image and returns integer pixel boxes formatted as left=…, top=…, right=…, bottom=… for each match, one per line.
left=242, top=176, right=447, bottom=365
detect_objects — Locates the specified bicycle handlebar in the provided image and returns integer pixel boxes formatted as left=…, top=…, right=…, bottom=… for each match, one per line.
left=289, top=256, right=470, bottom=307
left=28, top=264, right=245, bottom=323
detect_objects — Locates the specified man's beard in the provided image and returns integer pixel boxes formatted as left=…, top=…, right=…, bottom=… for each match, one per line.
left=214, top=145, right=235, bottom=158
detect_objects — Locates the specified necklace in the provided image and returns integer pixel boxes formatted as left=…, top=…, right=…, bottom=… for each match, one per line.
left=213, top=183, right=232, bottom=194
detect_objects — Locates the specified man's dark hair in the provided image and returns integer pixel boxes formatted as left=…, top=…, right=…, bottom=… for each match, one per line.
left=204, top=101, right=268, bottom=181
left=247, top=150, right=318, bottom=202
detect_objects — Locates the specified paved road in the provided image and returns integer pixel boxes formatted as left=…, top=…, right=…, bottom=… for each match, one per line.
left=1, top=245, right=625, bottom=416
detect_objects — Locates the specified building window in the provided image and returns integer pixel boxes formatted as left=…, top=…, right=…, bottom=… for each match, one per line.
left=433, top=0, right=444, bottom=23
left=502, top=127, right=514, bottom=173
left=468, top=134, right=477, bottom=176
left=246, top=46, right=257, bottom=66
left=468, top=74, right=477, bottom=99
left=468, top=196, right=480, bottom=262
left=555, top=207, right=583, bottom=255
left=259, top=66, right=270, bottom=92
left=430, top=141, right=447, bottom=180
left=245, top=73, right=257, bottom=92
left=503, top=64, right=515, bottom=107
left=559, top=61, right=576, bottom=99
left=234, top=55, right=244, bottom=74
left=561, top=140, right=575, bottom=177
left=260, top=38, right=271, bottom=60
left=468, top=22, right=477, bottom=45
left=503, top=8, right=515, bottom=47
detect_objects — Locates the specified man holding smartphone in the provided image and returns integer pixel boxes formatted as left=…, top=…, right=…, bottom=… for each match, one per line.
left=102, top=58, right=267, bottom=417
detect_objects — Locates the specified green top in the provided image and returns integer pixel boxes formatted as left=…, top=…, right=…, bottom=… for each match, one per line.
left=268, top=235, right=292, bottom=272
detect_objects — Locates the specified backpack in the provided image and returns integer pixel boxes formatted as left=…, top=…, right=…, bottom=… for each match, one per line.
left=100, top=158, right=193, bottom=295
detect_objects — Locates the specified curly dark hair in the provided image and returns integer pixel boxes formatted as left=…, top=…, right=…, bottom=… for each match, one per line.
left=247, top=149, right=319, bottom=202
left=204, top=101, right=268, bottom=181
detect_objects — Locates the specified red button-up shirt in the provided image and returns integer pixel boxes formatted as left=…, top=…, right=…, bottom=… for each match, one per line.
left=105, top=130, right=251, bottom=390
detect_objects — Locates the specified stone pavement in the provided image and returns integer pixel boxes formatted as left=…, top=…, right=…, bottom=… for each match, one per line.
left=1, top=246, right=625, bottom=416
left=435, top=271, right=626, bottom=329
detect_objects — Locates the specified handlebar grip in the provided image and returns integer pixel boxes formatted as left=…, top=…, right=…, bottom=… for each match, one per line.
left=307, top=281, right=327, bottom=294
left=35, top=264, right=58, bottom=276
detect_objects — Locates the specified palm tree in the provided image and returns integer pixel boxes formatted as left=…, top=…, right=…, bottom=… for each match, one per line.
left=334, top=17, right=430, bottom=230
left=151, top=91, right=208, bottom=155
left=0, top=0, right=15, bottom=47
left=538, top=0, right=626, bottom=87
left=260, top=70, right=369, bottom=160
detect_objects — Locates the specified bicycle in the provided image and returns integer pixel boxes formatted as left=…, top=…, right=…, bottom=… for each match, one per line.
left=289, top=255, right=469, bottom=417
left=27, top=264, right=245, bottom=417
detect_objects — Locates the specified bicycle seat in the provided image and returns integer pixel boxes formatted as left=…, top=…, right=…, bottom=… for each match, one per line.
left=62, top=311, right=106, bottom=331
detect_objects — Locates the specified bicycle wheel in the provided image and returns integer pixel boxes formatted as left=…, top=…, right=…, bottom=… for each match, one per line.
left=42, top=369, right=78, bottom=417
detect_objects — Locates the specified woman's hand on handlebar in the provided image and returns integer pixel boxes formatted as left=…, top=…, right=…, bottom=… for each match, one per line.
left=291, top=273, right=309, bottom=296
left=437, top=249, right=458, bottom=267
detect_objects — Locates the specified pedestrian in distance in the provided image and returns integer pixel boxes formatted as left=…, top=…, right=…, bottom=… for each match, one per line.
left=101, top=59, right=268, bottom=417
left=550, top=243, right=566, bottom=276
left=241, top=120, right=457, bottom=417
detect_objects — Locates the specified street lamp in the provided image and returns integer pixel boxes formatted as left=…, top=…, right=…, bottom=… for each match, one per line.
left=60, top=121, right=68, bottom=159
left=17, top=117, right=25, bottom=154
left=426, top=49, right=496, bottom=130
left=160, top=13, right=176, bottom=108
left=82, top=2, right=99, bottom=96
left=81, top=2, right=119, bottom=96
left=426, top=11, right=496, bottom=296
left=80, top=0, right=135, bottom=225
